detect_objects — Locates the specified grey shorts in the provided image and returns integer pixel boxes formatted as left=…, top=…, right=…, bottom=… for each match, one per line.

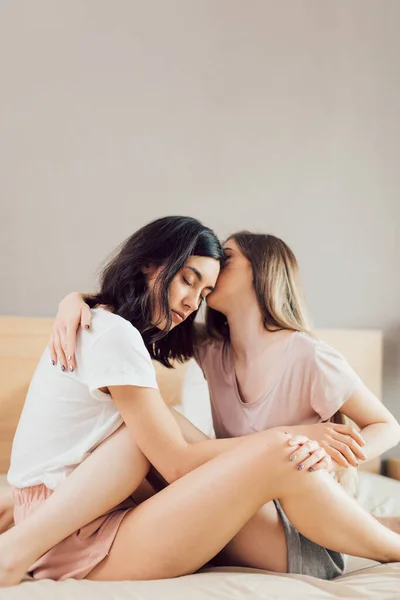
left=274, top=500, right=346, bottom=580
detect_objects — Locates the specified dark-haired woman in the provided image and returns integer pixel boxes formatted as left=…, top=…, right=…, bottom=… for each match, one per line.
left=1, top=219, right=400, bottom=587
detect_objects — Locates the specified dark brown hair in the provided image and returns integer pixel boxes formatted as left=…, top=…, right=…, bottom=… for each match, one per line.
left=86, top=216, right=224, bottom=367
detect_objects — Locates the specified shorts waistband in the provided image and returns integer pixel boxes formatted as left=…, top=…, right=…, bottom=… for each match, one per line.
left=12, top=483, right=53, bottom=506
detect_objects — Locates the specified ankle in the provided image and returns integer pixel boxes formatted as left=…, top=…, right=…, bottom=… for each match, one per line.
left=0, top=531, right=33, bottom=574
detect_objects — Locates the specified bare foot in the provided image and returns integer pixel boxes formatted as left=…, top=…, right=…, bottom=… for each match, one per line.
left=0, top=531, right=30, bottom=587
left=0, top=560, right=27, bottom=588
left=376, top=516, right=400, bottom=535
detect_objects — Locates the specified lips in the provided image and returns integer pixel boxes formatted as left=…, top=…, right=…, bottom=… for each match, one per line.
left=172, top=310, right=185, bottom=322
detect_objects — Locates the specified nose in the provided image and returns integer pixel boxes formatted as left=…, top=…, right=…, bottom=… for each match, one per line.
left=184, top=290, right=201, bottom=312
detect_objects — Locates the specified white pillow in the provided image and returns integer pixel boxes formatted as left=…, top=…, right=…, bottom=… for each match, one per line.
left=179, top=359, right=215, bottom=438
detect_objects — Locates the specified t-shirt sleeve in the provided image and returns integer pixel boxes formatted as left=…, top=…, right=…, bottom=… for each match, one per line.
left=310, top=341, right=363, bottom=421
left=83, top=325, right=159, bottom=395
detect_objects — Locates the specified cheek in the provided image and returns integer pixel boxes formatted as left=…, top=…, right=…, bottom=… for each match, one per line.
left=212, top=269, right=232, bottom=295
left=168, top=279, right=186, bottom=305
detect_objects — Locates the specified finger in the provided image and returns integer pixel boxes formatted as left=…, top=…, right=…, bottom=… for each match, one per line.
left=333, top=423, right=365, bottom=446
left=288, top=435, right=309, bottom=446
left=333, top=432, right=367, bottom=461
left=330, top=439, right=359, bottom=467
left=81, top=305, right=92, bottom=330
left=289, top=440, right=319, bottom=462
left=53, top=331, right=68, bottom=372
left=59, top=325, right=68, bottom=357
left=65, top=327, right=77, bottom=372
left=298, top=448, right=327, bottom=471
left=310, top=455, right=332, bottom=472
left=48, top=333, right=57, bottom=366
left=323, top=445, right=350, bottom=468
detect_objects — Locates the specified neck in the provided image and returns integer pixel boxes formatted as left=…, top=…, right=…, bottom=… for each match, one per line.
left=225, top=304, right=274, bottom=362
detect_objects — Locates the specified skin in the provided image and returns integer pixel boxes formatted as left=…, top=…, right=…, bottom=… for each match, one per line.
left=208, top=239, right=400, bottom=466
left=144, top=256, right=218, bottom=331
left=0, top=255, right=332, bottom=586
left=1, top=252, right=400, bottom=584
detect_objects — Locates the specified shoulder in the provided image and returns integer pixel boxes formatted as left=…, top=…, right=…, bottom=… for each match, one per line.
left=291, top=331, right=343, bottom=364
left=292, top=331, right=360, bottom=390
left=77, top=309, right=158, bottom=392
left=290, top=331, right=320, bottom=363
left=86, top=309, right=147, bottom=353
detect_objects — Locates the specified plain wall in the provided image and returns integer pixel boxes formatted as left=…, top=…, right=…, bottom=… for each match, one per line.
left=1, top=1, right=399, bottom=454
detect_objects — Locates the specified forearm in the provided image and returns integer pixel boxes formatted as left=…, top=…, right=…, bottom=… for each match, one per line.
left=272, top=424, right=312, bottom=437
left=170, top=408, right=251, bottom=477
left=359, top=421, right=400, bottom=462
left=115, top=387, right=259, bottom=483
left=180, top=436, right=251, bottom=479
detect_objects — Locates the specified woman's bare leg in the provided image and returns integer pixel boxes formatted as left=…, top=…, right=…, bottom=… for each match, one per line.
left=0, top=418, right=400, bottom=582
left=86, top=432, right=400, bottom=581
left=0, top=425, right=150, bottom=585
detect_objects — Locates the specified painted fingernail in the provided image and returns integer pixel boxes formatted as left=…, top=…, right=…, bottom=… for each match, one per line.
left=297, top=464, right=304, bottom=470
left=84, top=324, right=90, bottom=330
left=289, top=455, right=297, bottom=462
left=67, top=355, right=72, bottom=361
left=51, top=360, right=55, bottom=366
left=309, top=467, right=316, bottom=472
left=69, top=365, right=74, bottom=372
left=61, top=365, right=66, bottom=372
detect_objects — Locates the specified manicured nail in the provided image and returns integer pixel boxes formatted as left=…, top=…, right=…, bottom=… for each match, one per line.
left=289, top=455, right=297, bottom=462
left=61, top=365, right=66, bottom=372
left=51, top=360, right=55, bottom=366
left=69, top=365, right=74, bottom=372
left=84, top=324, right=90, bottom=330
left=67, top=355, right=72, bottom=361
left=309, top=467, right=315, bottom=472
left=288, top=441, right=299, bottom=446
left=297, top=464, right=304, bottom=470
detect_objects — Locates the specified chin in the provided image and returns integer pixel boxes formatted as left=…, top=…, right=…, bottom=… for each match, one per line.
left=206, top=295, right=223, bottom=312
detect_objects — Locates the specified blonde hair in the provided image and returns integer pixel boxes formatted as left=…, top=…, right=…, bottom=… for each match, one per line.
left=206, top=231, right=311, bottom=340
left=205, top=231, right=358, bottom=496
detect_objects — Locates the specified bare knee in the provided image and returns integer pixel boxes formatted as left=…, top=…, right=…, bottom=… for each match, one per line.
left=249, top=429, right=292, bottom=464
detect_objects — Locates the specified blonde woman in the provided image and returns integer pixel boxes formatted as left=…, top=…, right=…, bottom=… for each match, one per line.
left=1, top=230, right=400, bottom=585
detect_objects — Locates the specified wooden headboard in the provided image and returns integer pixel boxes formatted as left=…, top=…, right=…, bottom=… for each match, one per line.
left=0, top=317, right=382, bottom=475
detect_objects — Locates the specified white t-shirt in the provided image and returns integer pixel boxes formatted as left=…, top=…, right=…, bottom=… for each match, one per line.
left=8, top=308, right=158, bottom=490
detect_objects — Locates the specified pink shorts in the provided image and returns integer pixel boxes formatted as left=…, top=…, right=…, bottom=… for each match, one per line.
left=13, top=484, right=137, bottom=581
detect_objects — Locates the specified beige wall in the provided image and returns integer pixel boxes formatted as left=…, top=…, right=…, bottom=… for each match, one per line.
left=1, top=1, right=399, bottom=454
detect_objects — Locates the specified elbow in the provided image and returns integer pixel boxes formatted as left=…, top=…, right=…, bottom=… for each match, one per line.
left=392, top=420, right=400, bottom=446
left=158, top=453, right=191, bottom=485
left=164, top=465, right=183, bottom=485
left=385, top=418, right=400, bottom=449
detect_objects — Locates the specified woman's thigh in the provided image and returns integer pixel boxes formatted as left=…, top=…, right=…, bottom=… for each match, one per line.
left=133, top=480, right=287, bottom=573
left=86, top=431, right=291, bottom=581
left=87, top=477, right=287, bottom=580
left=214, top=500, right=287, bottom=572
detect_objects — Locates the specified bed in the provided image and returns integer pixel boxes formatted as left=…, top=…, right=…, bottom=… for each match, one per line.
left=0, top=317, right=399, bottom=599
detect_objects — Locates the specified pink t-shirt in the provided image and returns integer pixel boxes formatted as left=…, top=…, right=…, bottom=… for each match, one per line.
left=195, top=332, right=363, bottom=439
